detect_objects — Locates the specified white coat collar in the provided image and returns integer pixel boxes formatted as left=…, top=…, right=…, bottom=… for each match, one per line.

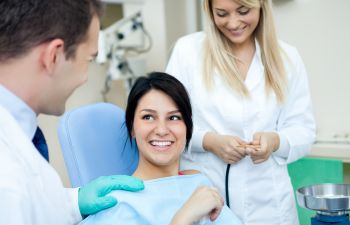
left=0, top=104, right=42, bottom=175
left=244, top=39, right=264, bottom=91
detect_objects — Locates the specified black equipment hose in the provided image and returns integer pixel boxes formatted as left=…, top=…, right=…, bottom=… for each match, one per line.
left=225, top=164, right=231, bottom=208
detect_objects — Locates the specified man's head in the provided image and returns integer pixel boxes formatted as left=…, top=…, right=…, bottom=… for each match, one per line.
left=0, top=0, right=102, bottom=62
left=0, top=0, right=102, bottom=115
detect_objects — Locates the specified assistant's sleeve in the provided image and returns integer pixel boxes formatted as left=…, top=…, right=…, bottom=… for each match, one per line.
left=272, top=48, right=316, bottom=165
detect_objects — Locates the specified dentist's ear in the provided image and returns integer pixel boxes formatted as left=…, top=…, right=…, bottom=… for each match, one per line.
left=41, top=39, right=65, bottom=75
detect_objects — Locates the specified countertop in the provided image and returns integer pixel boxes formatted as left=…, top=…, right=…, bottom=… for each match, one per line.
left=309, top=143, right=350, bottom=163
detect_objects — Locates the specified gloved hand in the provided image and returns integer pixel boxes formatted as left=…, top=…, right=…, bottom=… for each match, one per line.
left=78, top=175, right=144, bottom=216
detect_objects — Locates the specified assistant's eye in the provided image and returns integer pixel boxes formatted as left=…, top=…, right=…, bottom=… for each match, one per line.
left=216, top=12, right=227, bottom=17
left=169, top=115, right=182, bottom=121
left=142, top=115, right=154, bottom=121
left=215, top=10, right=227, bottom=17
left=238, top=7, right=250, bottom=15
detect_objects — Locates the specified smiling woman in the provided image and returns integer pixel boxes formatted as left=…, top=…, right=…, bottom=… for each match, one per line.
left=131, top=89, right=187, bottom=178
left=78, top=72, right=243, bottom=225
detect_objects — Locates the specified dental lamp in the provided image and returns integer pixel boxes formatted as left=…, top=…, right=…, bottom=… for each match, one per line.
left=96, top=11, right=152, bottom=100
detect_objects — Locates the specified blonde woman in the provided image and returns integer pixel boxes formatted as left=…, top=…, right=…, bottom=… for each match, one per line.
left=166, top=0, right=316, bottom=224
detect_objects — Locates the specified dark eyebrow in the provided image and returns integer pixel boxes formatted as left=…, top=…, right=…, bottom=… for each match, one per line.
left=140, top=109, right=181, bottom=114
left=140, top=109, right=156, bottom=113
left=168, top=110, right=181, bottom=114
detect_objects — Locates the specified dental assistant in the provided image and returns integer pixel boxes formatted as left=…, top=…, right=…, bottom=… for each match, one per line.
left=0, top=1, right=143, bottom=225
left=166, top=0, right=316, bottom=224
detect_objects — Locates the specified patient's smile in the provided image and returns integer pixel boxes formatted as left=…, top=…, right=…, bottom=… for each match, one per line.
left=150, top=140, right=173, bottom=147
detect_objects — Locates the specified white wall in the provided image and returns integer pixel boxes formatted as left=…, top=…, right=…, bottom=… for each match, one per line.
left=124, top=0, right=201, bottom=71
left=272, top=0, right=350, bottom=142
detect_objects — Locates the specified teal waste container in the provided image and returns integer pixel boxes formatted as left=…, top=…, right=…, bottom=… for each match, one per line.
left=288, top=157, right=343, bottom=225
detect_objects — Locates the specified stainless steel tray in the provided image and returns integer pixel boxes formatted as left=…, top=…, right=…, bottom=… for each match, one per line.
left=296, top=183, right=350, bottom=212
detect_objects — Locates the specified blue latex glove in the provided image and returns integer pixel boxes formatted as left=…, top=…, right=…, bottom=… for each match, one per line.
left=78, top=175, right=144, bottom=216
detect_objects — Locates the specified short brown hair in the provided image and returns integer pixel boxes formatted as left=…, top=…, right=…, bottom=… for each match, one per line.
left=0, top=0, right=102, bottom=62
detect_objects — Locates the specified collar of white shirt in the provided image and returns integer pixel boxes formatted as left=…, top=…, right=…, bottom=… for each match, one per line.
left=0, top=84, right=37, bottom=140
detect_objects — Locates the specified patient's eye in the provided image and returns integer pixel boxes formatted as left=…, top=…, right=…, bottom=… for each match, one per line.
left=169, top=115, right=182, bottom=121
left=142, top=115, right=154, bottom=121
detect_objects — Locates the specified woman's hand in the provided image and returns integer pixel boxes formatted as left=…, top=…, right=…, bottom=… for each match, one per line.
left=246, top=132, right=280, bottom=164
left=170, top=186, right=224, bottom=225
left=203, top=132, right=248, bottom=164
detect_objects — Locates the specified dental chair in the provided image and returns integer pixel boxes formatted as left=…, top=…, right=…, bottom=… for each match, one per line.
left=57, top=103, right=139, bottom=188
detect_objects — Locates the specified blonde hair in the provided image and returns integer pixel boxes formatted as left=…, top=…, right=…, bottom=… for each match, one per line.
left=202, top=0, right=287, bottom=103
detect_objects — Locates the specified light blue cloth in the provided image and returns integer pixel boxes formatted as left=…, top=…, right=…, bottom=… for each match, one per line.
left=79, top=174, right=242, bottom=225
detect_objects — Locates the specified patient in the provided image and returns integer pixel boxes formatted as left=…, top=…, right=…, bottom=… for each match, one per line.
left=79, top=72, right=242, bottom=225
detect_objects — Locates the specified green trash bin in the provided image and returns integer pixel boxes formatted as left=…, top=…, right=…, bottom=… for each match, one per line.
left=288, top=157, right=343, bottom=225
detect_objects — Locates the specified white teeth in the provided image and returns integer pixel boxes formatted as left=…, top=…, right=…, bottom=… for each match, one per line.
left=150, top=141, right=172, bottom=147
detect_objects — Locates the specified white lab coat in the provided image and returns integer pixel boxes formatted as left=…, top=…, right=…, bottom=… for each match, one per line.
left=0, top=105, right=82, bottom=225
left=166, top=32, right=316, bottom=225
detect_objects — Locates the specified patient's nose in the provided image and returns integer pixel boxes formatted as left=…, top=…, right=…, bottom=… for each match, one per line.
left=154, top=121, right=169, bottom=136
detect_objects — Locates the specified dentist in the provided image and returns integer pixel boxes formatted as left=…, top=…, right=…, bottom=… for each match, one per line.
left=0, top=1, right=144, bottom=224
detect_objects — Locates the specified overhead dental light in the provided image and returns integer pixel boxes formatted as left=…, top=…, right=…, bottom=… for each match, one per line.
left=96, top=10, right=152, bottom=100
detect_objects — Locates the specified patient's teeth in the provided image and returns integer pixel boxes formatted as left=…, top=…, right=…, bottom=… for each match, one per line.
left=151, top=141, right=171, bottom=147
